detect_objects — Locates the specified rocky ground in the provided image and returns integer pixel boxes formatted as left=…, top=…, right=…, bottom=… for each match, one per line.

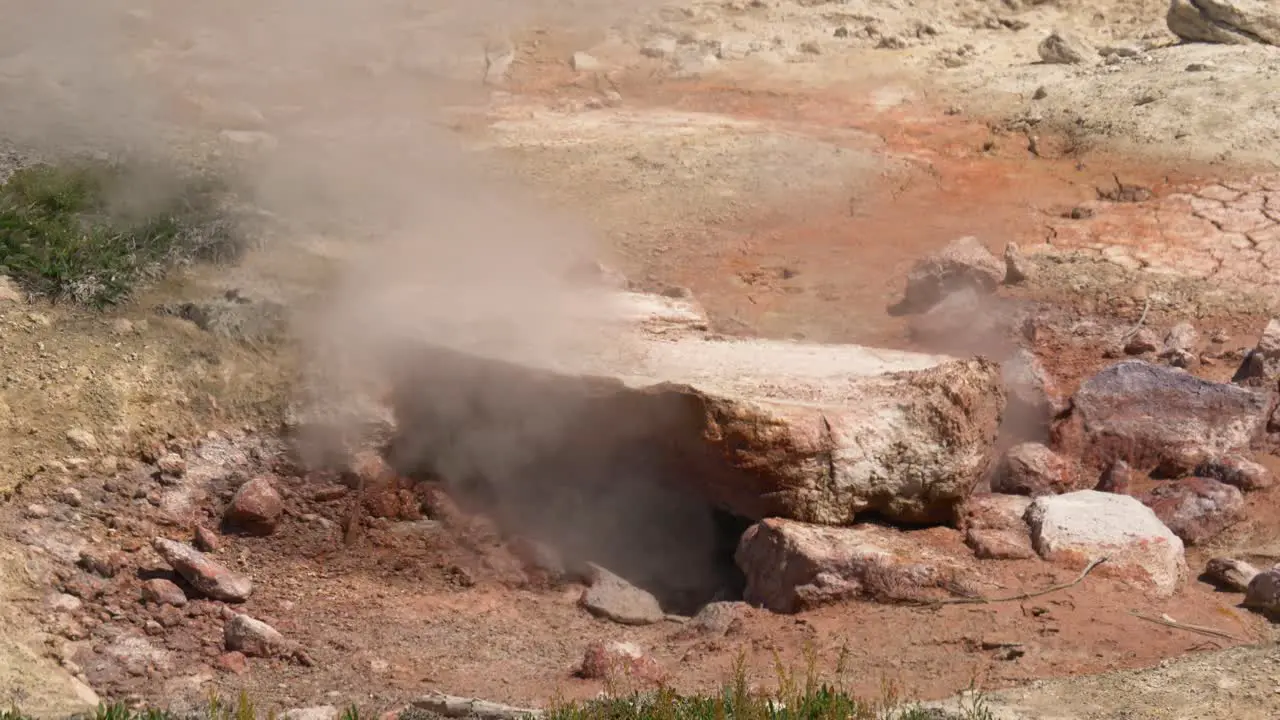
left=6, top=1, right=1280, bottom=719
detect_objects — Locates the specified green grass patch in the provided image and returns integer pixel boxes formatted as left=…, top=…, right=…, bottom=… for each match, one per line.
left=0, top=656, right=994, bottom=720
left=545, top=652, right=993, bottom=720
left=0, top=160, right=244, bottom=306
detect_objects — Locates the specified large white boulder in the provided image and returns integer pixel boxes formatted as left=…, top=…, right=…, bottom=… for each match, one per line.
left=389, top=290, right=1005, bottom=526
left=1026, top=491, right=1187, bottom=597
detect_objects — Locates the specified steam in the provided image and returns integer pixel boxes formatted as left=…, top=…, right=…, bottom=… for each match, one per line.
left=1, top=0, right=751, bottom=606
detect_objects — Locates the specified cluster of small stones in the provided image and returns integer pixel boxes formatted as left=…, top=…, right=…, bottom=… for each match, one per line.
left=1038, top=174, right=1280, bottom=286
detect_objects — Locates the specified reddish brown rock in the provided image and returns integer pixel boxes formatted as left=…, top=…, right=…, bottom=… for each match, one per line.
left=1054, top=360, right=1271, bottom=475
left=78, top=549, right=128, bottom=578
left=992, top=443, right=1084, bottom=497
left=1140, top=477, right=1245, bottom=545
left=156, top=453, right=187, bottom=477
left=156, top=604, right=186, bottom=627
left=957, top=493, right=1035, bottom=560
left=61, top=574, right=106, bottom=601
left=140, top=578, right=188, bottom=607
left=1095, top=459, right=1133, bottom=494
left=1123, top=329, right=1160, bottom=355
left=194, top=525, right=221, bottom=552
left=216, top=651, right=249, bottom=675
left=735, top=519, right=977, bottom=612
left=224, top=478, right=283, bottom=536
left=578, top=641, right=666, bottom=685
left=152, top=538, right=252, bottom=602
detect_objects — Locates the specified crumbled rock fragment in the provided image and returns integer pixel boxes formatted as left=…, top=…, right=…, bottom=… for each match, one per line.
left=898, top=236, right=1004, bottom=313
left=993, top=443, right=1085, bottom=497
left=1140, top=477, right=1244, bottom=545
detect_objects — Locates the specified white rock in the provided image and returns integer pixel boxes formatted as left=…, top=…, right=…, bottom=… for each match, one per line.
left=0, top=275, right=22, bottom=303
left=1037, top=30, right=1096, bottom=65
left=571, top=52, right=603, bottom=71
left=65, top=428, right=97, bottom=452
left=1026, top=491, right=1187, bottom=597
left=224, top=613, right=289, bottom=657
left=281, top=707, right=339, bottom=720
left=641, top=36, right=678, bottom=58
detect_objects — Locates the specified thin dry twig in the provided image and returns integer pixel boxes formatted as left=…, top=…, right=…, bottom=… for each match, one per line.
left=1129, top=611, right=1241, bottom=642
left=1120, top=298, right=1151, bottom=341
left=914, top=556, right=1109, bottom=608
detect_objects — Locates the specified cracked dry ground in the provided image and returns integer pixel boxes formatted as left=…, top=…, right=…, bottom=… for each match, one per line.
left=6, top=36, right=1280, bottom=720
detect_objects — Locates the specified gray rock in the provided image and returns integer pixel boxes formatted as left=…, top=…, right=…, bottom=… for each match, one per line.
left=641, top=36, right=678, bottom=58
left=484, top=42, right=514, bottom=85
left=579, top=564, right=663, bottom=625
left=1243, top=565, right=1280, bottom=617
left=1163, top=321, right=1200, bottom=353
left=1234, top=318, right=1280, bottom=381
left=1095, top=459, right=1132, bottom=494
left=390, top=291, right=1005, bottom=527
left=1168, top=0, right=1280, bottom=45
left=1055, top=360, right=1271, bottom=476
left=1038, top=30, right=1096, bottom=64
left=993, top=443, right=1085, bottom=497
left=1204, top=557, right=1260, bottom=592
left=686, top=601, right=749, bottom=635
left=224, top=613, right=290, bottom=657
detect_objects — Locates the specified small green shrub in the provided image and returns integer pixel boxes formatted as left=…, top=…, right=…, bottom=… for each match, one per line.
left=0, top=160, right=243, bottom=306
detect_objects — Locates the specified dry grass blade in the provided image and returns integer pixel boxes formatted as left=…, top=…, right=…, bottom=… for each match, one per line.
left=1128, top=611, right=1242, bottom=642
left=914, top=556, right=1109, bottom=608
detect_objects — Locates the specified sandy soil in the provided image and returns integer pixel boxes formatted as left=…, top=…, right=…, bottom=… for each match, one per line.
left=5, top=1, right=1280, bottom=718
